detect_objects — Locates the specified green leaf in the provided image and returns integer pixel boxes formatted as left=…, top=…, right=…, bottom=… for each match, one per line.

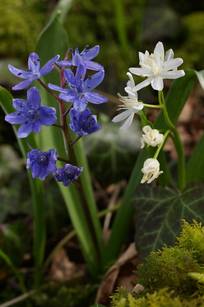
left=186, top=135, right=204, bottom=184
left=134, top=185, right=204, bottom=257
left=155, top=70, right=197, bottom=129
left=50, top=0, right=74, bottom=24
left=0, top=86, right=45, bottom=286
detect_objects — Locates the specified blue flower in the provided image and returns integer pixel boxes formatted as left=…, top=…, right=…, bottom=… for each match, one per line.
left=57, top=45, right=103, bottom=71
left=5, top=87, right=57, bottom=138
left=8, top=52, right=60, bottom=90
left=69, top=107, right=100, bottom=136
left=48, top=65, right=107, bottom=111
left=27, top=149, right=57, bottom=180
left=55, top=164, right=83, bottom=186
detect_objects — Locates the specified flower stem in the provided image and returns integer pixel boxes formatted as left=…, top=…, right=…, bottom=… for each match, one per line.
left=143, top=103, right=163, bottom=109
left=158, top=91, right=186, bottom=190
left=154, top=130, right=170, bottom=159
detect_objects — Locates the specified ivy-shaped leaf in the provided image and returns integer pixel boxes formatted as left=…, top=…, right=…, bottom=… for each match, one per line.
left=134, top=185, right=204, bottom=257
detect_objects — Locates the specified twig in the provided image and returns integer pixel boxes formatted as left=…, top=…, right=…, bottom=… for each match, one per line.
left=0, top=290, right=36, bottom=307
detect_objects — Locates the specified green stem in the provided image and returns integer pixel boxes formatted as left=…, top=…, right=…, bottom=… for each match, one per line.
left=143, top=103, right=163, bottom=109
left=154, top=130, right=170, bottom=159
left=139, top=110, right=151, bottom=126
left=158, top=91, right=186, bottom=190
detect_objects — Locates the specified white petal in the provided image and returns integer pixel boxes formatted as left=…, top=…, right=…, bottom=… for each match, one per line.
left=151, top=77, right=164, bottom=91
left=134, top=78, right=152, bottom=91
left=120, top=113, right=135, bottom=130
left=129, top=67, right=151, bottom=77
left=165, top=49, right=174, bottom=61
left=154, top=42, right=164, bottom=60
left=161, top=70, right=185, bottom=79
left=112, top=109, right=132, bottom=123
left=164, top=58, right=183, bottom=70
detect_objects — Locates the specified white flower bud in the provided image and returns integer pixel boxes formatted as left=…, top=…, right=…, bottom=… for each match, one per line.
left=141, top=158, right=163, bottom=184
left=141, top=125, right=164, bottom=148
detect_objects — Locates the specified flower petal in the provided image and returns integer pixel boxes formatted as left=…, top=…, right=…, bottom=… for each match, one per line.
left=112, top=109, right=132, bottom=123
left=84, top=92, right=107, bottom=104
left=12, top=79, right=33, bottom=91
left=40, top=55, right=60, bottom=76
left=27, top=87, right=41, bottom=109
left=12, top=99, right=26, bottom=110
left=134, top=78, right=152, bottom=91
left=17, top=123, right=33, bottom=138
left=28, top=52, right=40, bottom=73
left=64, top=69, right=76, bottom=85
left=48, top=83, right=67, bottom=93
left=5, top=112, right=26, bottom=124
left=84, top=70, right=105, bottom=91
left=81, top=45, right=100, bottom=60
left=129, top=67, right=151, bottom=77
left=154, top=41, right=164, bottom=60
left=39, top=106, right=56, bottom=125
left=8, top=64, right=31, bottom=79
left=164, top=58, right=183, bottom=70
left=151, top=77, right=164, bottom=91
left=161, top=70, right=185, bottom=79
left=165, top=49, right=174, bottom=61
left=120, top=113, right=135, bottom=130
left=85, top=60, right=103, bottom=71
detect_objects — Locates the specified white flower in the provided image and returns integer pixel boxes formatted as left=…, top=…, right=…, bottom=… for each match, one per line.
left=129, top=41, right=185, bottom=91
left=112, top=73, right=144, bottom=130
left=141, top=158, right=163, bottom=184
left=141, top=125, right=164, bottom=148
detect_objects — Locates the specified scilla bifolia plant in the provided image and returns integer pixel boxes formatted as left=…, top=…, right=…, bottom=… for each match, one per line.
left=112, top=41, right=185, bottom=187
left=0, top=10, right=200, bottom=295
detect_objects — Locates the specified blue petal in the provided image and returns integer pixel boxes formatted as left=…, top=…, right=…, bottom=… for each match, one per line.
left=85, top=60, right=104, bottom=71
left=84, top=70, right=105, bottom=91
left=28, top=52, right=40, bottom=73
left=59, top=91, right=76, bottom=103
left=73, top=97, right=87, bottom=112
left=64, top=69, right=75, bottom=85
left=81, top=45, right=100, bottom=60
left=40, top=55, right=60, bottom=76
left=17, top=123, right=33, bottom=138
left=27, top=87, right=41, bottom=109
left=39, top=106, right=56, bottom=125
left=12, top=99, right=26, bottom=110
left=84, top=92, right=107, bottom=104
left=57, top=60, right=72, bottom=67
left=5, top=112, right=26, bottom=124
left=48, top=83, right=67, bottom=93
left=32, top=122, right=41, bottom=133
left=8, top=64, right=32, bottom=79
left=75, top=64, right=86, bottom=83
left=12, top=79, right=33, bottom=91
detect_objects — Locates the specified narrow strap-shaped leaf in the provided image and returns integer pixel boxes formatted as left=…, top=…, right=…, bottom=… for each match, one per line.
left=0, top=86, right=45, bottom=286
left=186, top=134, right=204, bottom=184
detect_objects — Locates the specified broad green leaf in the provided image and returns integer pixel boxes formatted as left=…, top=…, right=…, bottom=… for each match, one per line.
left=134, top=185, right=204, bottom=257
left=36, top=14, right=101, bottom=275
left=0, top=86, right=45, bottom=285
left=186, top=134, right=204, bottom=184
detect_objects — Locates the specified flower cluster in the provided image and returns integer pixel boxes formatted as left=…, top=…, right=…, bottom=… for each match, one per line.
left=6, top=46, right=107, bottom=186
left=112, top=42, right=185, bottom=184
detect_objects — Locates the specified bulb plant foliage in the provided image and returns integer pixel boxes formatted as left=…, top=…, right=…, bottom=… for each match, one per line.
left=0, top=10, right=203, bottom=299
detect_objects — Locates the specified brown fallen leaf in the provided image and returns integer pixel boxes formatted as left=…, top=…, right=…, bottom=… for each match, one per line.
left=49, top=248, right=83, bottom=282
left=95, top=243, right=137, bottom=305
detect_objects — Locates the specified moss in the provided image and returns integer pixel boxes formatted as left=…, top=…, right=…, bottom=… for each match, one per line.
left=111, top=289, right=204, bottom=307
left=178, top=12, right=204, bottom=69
left=0, top=0, right=43, bottom=58
left=177, top=220, right=204, bottom=263
left=138, top=246, right=200, bottom=295
left=29, top=282, right=96, bottom=307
